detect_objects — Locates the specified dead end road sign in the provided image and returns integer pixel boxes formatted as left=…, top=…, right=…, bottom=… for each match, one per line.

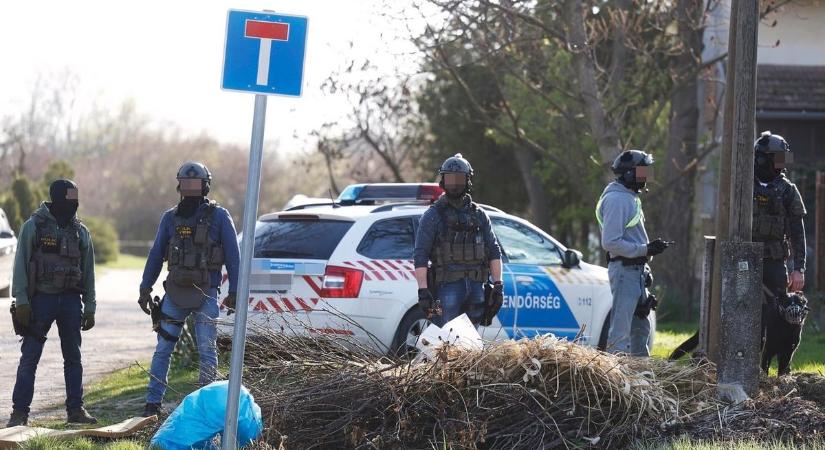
left=222, top=9, right=308, bottom=96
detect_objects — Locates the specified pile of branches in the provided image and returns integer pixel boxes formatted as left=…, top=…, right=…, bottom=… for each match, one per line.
left=242, top=323, right=716, bottom=450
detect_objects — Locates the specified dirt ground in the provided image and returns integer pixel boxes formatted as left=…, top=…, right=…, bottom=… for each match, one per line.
left=0, top=269, right=162, bottom=422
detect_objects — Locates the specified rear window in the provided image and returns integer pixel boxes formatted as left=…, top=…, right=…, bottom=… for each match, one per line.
left=254, top=219, right=353, bottom=259
left=357, top=217, right=415, bottom=259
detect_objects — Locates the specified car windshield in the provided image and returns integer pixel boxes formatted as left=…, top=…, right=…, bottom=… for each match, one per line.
left=492, top=217, right=562, bottom=265
left=253, top=219, right=353, bottom=259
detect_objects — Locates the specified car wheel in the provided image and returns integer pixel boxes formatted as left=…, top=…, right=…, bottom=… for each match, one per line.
left=597, top=310, right=611, bottom=351
left=391, top=307, right=430, bottom=358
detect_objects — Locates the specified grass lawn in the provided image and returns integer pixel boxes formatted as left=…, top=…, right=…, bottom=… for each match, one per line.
left=632, top=437, right=825, bottom=450
left=97, top=254, right=147, bottom=271
left=654, top=320, right=825, bottom=375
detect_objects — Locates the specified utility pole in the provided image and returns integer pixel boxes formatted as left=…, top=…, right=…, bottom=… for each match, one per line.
left=707, top=0, right=763, bottom=401
left=816, top=172, right=825, bottom=290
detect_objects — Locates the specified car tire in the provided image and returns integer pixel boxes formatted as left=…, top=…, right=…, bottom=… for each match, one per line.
left=390, top=307, right=430, bottom=358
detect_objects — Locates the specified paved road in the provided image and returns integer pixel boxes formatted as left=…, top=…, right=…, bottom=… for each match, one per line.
left=0, top=269, right=162, bottom=422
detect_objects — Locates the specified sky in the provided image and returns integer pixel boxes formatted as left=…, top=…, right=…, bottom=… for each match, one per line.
left=0, top=0, right=422, bottom=150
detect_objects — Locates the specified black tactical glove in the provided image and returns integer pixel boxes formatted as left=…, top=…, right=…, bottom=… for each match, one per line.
left=223, top=293, right=237, bottom=316
left=635, top=293, right=659, bottom=319
left=138, top=287, right=152, bottom=315
left=481, top=281, right=504, bottom=326
left=646, top=238, right=670, bottom=257
left=15, top=303, right=32, bottom=328
left=81, top=312, right=95, bottom=331
left=644, top=271, right=653, bottom=288
left=418, top=288, right=440, bottom=319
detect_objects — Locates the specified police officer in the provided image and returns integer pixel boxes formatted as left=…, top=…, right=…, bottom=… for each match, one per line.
left=596, top=150, right=670, bottom=356
left=752, top=131, right=806, bottom=312
left=413, top=154, right=504, bottom=327
left=7, top=180, right=97, bottom=427
left=138, top=162, right=240, bottom=417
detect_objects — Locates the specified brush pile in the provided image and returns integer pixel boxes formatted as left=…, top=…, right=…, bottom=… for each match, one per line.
left=242, top=323, right=716, bottom=450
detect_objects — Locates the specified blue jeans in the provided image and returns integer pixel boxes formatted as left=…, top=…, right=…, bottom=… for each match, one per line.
left=607, top=262, right=651, bottom=356
left=146, top=289, right=219, bottom=404
left=433, top=278, right=485, bottom=327
left=12, top=292, right=84, bottom=413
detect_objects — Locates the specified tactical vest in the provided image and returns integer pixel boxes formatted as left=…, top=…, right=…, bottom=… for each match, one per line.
left=165, top=202, right=225, bottom=288
left=753, top=180, right=790, bottom=260
left=430, top=200, right=489, bottom=284
left=30, top=217, right=83, bottom=293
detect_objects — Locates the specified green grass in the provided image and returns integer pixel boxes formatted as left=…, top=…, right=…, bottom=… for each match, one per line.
left=34, top=362, right=198, bottom=430
left=19, top=436, right=144, bottom=450
left=633, top=436, right=825, bottom=450
left=654, top=321, right=825, bottom=375
left=98, top=253, right=146, bottom=271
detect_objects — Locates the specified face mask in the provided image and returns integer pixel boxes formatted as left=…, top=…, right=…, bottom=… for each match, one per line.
left=48, top=181, right=80, bottom=227
left=442, top=173, right=467, bottom=199
left=755, top=153, right=779, bottom=183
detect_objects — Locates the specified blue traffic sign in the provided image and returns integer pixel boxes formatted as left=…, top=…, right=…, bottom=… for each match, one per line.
left=222, top=9, right=308, bottom=96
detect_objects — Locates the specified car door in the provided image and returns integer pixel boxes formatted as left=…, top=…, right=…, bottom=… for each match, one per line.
left=0, top=209, right=16, bottom=291
left=491, top=217, right=589, bottom=341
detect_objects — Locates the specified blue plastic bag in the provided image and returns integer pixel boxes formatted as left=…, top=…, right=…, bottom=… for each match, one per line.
left=150, top=380, right=263, bottom=450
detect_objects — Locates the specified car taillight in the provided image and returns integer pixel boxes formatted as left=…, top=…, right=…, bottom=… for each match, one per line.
left=321, top=265, right=364, bottom=298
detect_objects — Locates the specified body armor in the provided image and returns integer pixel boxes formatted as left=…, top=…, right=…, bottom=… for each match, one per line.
left=165, top=202, right=225, bottom=307
left=30, top=217, right=83, bottom=293
left=753, top=178, right=793, bottom=260
left=430, top=199, right=489, bottom=284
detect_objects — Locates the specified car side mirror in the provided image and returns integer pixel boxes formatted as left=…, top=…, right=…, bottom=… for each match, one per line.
left=0, top=231, right=13, bottom=239
left=561, top=249, right=581, bottom=268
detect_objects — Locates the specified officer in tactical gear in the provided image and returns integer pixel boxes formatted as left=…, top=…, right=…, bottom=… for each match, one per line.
left=596, top=150, right=670, bottom=356
left=138, top=162, right=240, bottom=417
left=413, top=154, right=504, bottom=327
left=752, top=131, right=807, bottom=326
left=7, top=180, right=97, bottom=427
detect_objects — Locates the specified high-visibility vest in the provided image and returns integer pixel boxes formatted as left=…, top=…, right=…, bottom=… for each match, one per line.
left=595, top=194, right=642, bottom=229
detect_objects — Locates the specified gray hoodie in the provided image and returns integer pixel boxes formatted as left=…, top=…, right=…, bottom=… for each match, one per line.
left=597, top=181, right=648, bottom=259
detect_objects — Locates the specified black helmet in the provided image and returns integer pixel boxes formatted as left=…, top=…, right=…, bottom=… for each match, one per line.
left=754, top=131, right=789, bottom=154
left=177, top=162, right=211, bottom=196
left=177, top=161, right=212, bottom=181
left=439, top=153, right=473, bottom=176
left=611, top=150, right=653, bottom=174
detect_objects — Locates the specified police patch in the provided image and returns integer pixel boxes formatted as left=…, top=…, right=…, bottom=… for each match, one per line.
left=176, top=226, right=194, bottom=239
left=39, top=236, right=59, bottom=253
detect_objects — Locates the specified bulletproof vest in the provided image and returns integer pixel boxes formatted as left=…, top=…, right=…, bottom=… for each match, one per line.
left=165, top=202, right=225, bottom=288
left=430, top=200, right=489, bottom=283
left=752, top=180, right=789, bottom=260
left=31, top=217, right=83, bottom=293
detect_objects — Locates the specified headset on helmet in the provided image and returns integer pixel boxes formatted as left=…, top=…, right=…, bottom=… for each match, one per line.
left=176, top=161, right=212, bottom=196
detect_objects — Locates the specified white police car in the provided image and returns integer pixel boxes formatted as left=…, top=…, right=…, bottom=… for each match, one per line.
left=220, top=183, right=653, bottom=354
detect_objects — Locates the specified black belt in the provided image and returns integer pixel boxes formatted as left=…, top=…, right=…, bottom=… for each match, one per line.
left=606, top=253, right=648, bottom=266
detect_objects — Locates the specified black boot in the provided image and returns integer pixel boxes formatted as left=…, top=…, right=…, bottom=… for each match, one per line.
left=142, top=402, right=162, bottom=417
left=67, top=406, right=98, bottom=424
left=6, top=409, right=28, bottom=427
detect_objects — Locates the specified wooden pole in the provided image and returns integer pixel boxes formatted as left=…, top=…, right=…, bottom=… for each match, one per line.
left=715, top=0, right=762, bottom=400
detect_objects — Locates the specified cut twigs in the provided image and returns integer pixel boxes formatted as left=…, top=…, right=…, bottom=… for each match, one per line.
left=240, top=319, right=716, bottom=449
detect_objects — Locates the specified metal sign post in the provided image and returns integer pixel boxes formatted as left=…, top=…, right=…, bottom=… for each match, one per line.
left=223, top=94, right=266, bottom=449
left=220, top=9, right=307, bottom=449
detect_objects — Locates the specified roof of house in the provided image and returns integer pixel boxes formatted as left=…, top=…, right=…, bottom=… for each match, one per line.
left=757, top=64, right=825, bottom=112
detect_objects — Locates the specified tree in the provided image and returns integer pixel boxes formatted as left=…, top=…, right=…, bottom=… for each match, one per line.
left=42, top=160, right=76, bottom=187
left=11, top=174, right=43, bottom=220
left=1, top=194, right=22, bottom=234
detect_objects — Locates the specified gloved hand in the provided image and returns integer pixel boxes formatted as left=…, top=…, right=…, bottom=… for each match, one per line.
left=646, top=238, right=670, bottom=257
left=222, top=293, right=237, bottom=315
left=418, top=288, right=440, bottom=319
left=492, top=282, right=504, bottom=304
left=81, top=312, right=95, bottom=331
left=15, top=303, right=32, bottom=327
left=481, top=281, right=504, bottom=326
left=138, top=287, right=152, bottom=315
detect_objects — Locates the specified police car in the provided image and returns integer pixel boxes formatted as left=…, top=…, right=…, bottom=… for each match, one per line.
left=219, top=183, right=653, bottom=354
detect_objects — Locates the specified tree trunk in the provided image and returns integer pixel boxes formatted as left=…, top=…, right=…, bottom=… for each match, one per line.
left=653, top=0, right=704, bottom=319
left=512, top=146, right=550, bottom=231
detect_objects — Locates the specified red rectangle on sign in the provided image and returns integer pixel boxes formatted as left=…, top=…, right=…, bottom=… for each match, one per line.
left=245, top=20, right=289, bottom=40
